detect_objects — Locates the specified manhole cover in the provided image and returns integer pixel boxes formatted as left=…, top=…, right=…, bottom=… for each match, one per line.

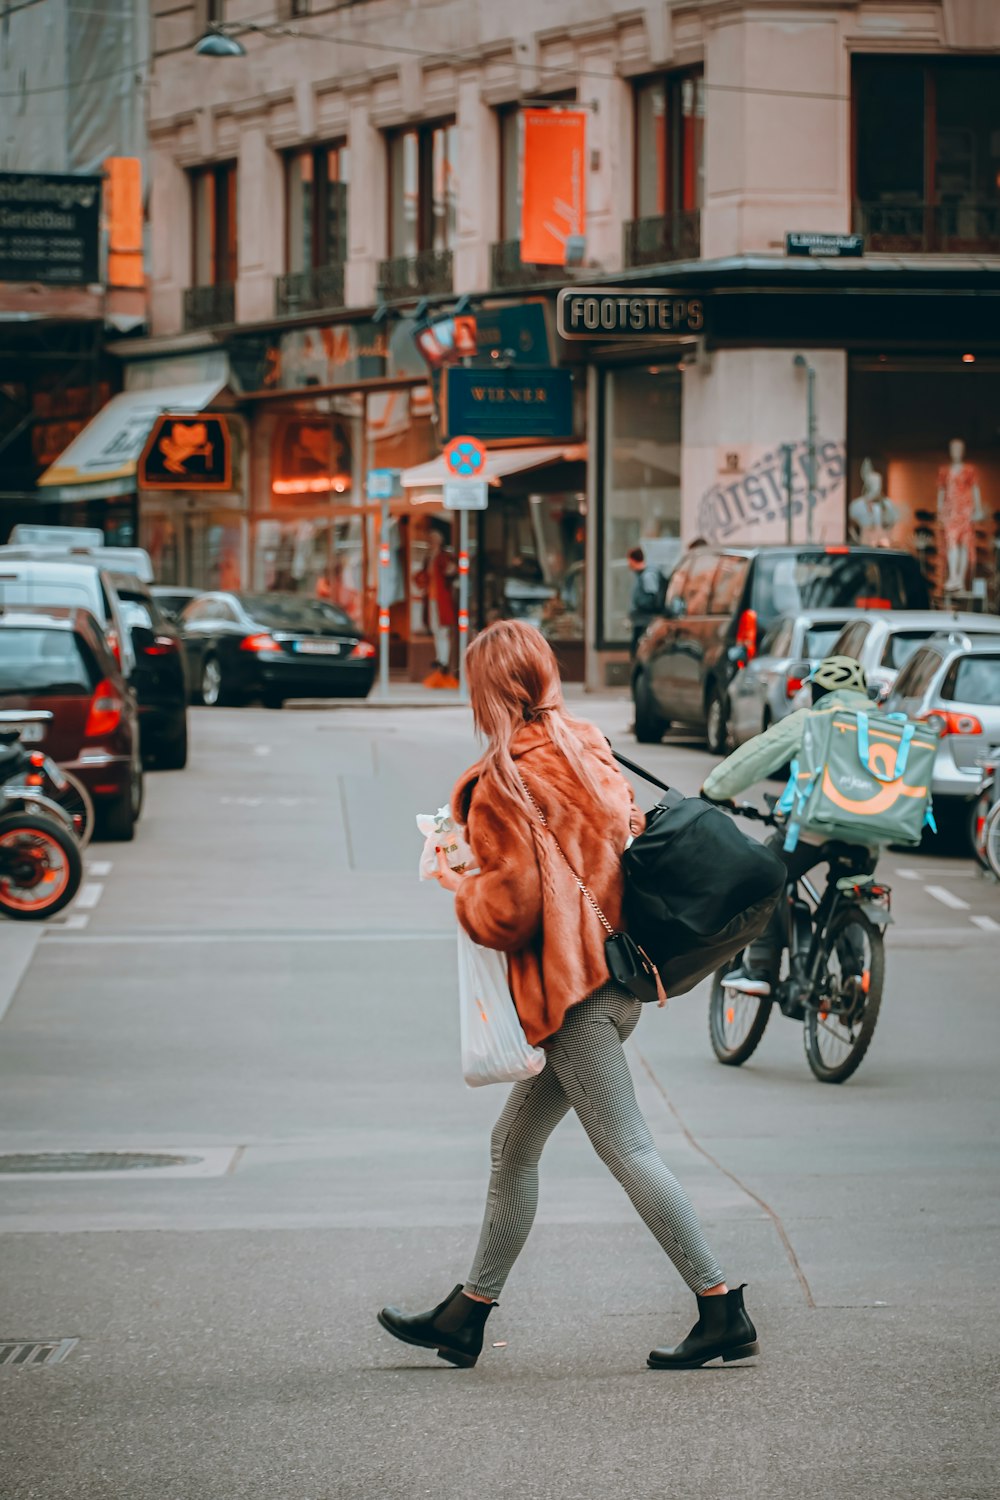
left=1, top=1339, right=78, bottom=1368
left=0, top=1152, right=197, bottom=1174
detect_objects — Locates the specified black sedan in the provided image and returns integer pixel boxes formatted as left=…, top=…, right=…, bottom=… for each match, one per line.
left=179, top=592, right=376, bottom=708
left=109, top=572, right=189, bottom=768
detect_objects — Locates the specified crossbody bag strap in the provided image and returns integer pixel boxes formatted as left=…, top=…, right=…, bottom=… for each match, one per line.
left=517, top=775, right=615, bottom=937
left=610, top=748, right=674, bottom=795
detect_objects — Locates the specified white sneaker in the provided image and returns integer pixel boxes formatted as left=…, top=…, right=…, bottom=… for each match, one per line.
left=722, top=970, right=772, bottom=997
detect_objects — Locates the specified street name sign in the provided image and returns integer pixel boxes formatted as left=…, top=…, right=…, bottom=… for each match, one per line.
left=443, top=480, right=489, bottom=511
left=557, top=287, right=705, bottom=340
left=785, top=232, right=864, bottom=258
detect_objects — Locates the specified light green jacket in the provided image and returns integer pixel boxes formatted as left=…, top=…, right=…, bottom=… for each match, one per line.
left=702, top=689, right=872, bottom=802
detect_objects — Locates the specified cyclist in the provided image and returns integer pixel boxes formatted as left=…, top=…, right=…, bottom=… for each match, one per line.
left=701, top=655, right=875, bottom=998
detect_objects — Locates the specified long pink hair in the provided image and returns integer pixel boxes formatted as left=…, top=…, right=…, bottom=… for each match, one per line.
left=466, top=620, right=604, bottom=812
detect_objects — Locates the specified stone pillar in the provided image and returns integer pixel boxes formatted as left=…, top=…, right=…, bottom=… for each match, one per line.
left=681, top=347, right=848, bottom=546
left=453, top=69, right=497, bottom=294
left=235, top=123, right=283, bottom=325
left=578, top=49, right=631, bottom=274
left=345, top=88, right=385, bottom=307
left=148, top=147, right=189, bottom=337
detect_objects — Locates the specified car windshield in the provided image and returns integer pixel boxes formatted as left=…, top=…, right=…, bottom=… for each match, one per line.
left=882, top=631, right=936, bottom=670
left=239, top=596, right=355, bottom=632
left=942, top=656, right=1000, bottom=706
left=804, top=626, right=847, bottom=657
left=0, top=628, right=95, bottom=696
left=753, top=552, right=926, bottom=623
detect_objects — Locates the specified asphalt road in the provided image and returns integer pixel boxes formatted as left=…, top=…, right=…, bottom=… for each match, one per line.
left=1, top=699, right=998, bottom=1500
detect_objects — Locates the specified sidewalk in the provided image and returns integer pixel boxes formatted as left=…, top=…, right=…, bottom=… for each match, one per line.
left=286, top=682, right=631, bottom=710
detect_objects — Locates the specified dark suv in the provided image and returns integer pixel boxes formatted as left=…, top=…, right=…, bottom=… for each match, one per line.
left=632, top=544, right=929, bottom=750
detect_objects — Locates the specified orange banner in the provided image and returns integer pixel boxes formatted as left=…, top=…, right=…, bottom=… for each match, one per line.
left=520, top=108, right=587, bottom=266
left=105, top=156, right=144, bottom=289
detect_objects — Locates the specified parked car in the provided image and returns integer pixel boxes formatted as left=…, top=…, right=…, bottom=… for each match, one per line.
left=151, top=586, right=201, bottom=625
left=728, top=608, right=869, bottom=746
left=179, top=592, right=377, bottom=708
left=632, top=543, right=929, bottom=748
left=108, top=573, right=189, bottom=769
left=0, top=606, right=143, bottom=840
left=0, top=556, right=136, bottom=680
left=885, top=634, right=1000, bottom=844
left=828, top=610, right=1000, bottom=704
left=0, top=542, right=154, bottom=582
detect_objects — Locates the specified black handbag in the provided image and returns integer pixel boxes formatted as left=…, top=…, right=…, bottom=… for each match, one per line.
left=612, top=751, right=786, bottom=998
left=519, top=777, right=666, bottom=1006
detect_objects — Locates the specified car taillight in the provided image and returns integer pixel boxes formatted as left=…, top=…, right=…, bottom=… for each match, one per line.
left=349, top=641, right=376, bottom=659
left=85, top=679, right=123, bottom=738
left=854, top=596, right=891, bottom=609
left=920, top=710, right=983, bottom=737
left=825, top=545, right=851, bottom=555
left=144, top=636, right=178, bottom=656
left=240, top=633, right=282, bottom=653
left=785, top=675, right=804, bottom=699
left=735, top=609, right=758, bottom=662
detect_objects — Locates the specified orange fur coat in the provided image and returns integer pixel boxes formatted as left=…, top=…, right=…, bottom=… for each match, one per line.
left=452, top=719, right=644, bottom=1046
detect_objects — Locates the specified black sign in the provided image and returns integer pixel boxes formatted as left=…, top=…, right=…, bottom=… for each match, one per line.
left=139, top=414, right=232, bottom=492
left=0, top=172, right=101, bottom=285
left=557, top=287, right=705, bottom=340
left=444, top=367, right=574, bottom=442
left=785, top=232, right=864, bottom=259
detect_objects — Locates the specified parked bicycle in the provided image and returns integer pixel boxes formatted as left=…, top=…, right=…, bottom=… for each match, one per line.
left=708, top=799, right=890, bottom=1084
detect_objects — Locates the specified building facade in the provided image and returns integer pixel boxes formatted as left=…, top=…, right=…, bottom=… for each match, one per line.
left=125, top=0, right=1000, bottom=683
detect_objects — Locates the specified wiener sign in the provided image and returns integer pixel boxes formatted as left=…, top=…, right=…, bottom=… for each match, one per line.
left=557, top=287, right=705, bottom=340
left=139, top=413, right=232, bottom=491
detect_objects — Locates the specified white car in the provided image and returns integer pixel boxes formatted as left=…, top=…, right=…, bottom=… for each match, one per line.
left=728, top=608, right=869, bottom=745
left=830, top=610, right=1000, bottom=704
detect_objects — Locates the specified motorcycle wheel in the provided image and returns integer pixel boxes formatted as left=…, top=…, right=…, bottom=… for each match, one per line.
left=0, top=812, right=83, bottom=921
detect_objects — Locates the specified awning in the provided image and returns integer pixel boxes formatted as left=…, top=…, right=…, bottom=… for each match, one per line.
left=400, top=443, right=586, bottom=490
left=36, top=379, right=226, bottom=502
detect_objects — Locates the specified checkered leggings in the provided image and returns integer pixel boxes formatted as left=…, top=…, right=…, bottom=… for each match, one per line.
left=465, top=982, right=725, bottom=1299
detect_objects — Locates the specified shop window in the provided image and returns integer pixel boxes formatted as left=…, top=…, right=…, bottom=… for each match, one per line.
left=191, top=162, right=237, bottom=287
left=853, top=56, right=1000, bottom=253
left=388, top=120, right=458, bottom=258
left=286, top=143, right=349, bottom=273
left=634, top=70, right=704, bottom=220
left=481, top=491, right=586, bottom=649
left=602, top=365, right=683, bottom=646
left=271, top=416, right=354, bottom=502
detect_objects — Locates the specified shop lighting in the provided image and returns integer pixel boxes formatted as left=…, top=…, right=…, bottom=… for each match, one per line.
left=962, top=353, right=976, bottom=363
left=271, top=476, right=351, bottom=495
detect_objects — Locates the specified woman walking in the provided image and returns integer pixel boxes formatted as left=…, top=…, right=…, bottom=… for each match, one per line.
left=378, top=620, right=757, bottom=1371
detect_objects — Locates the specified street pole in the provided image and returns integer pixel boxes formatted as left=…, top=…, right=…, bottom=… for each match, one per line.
left=794, top=354, right=818, bottom=543
left=378, top=496, right=390, bottom=699
left=457, top=509, right=469, bottom=703
left=781, top=443, right=794, bottom=544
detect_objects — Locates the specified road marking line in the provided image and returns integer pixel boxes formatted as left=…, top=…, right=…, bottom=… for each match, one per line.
left=893, top=868, right=919, bottom=880
left=925, top=885, right=970, bottom=911
left=86, top=860, right=112, bottom=877
left=74, top=883, right=104, bottom=911
left=970, top=915, right=1000, bottom=933
left=57, top=913, right=91, bottom=930
left=253, top=745, right=271, bottom=756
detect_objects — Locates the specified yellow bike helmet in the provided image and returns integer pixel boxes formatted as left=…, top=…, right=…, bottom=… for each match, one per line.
left=809, top=655, right=868, bottom=695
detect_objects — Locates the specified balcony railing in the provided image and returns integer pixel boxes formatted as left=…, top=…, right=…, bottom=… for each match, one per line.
left=623, top=211, right=701, bottom=268
left=489, top=240, right=557, bottom=290
left=377, top=248, right=453, bottom=299
left=854, top=200, right=1000, bottom=255
left=275, top=262, right=346, bottom=318
left=183, top=282, right=235, bottom=330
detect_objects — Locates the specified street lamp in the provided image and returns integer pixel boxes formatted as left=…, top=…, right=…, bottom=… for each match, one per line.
left=794, top=353, right=818, bottom=542
left=194, top=29, right=247, bottom=57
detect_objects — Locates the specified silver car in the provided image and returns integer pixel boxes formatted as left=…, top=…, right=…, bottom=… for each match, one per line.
left=885, top=636, right=1000, bottom=819
left=728, top=608, right=868, bottom=746
left=829, top=610, right=1000, bottom=704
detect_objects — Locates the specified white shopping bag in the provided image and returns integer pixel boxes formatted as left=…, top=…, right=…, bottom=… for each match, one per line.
left=457, top=926, right=547, bottom=1088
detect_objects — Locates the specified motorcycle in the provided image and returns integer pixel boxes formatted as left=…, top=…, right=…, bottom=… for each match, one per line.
left=0, top=713, right=83, bottom=921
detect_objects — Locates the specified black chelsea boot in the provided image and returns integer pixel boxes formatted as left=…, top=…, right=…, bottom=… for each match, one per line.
left=378, top=1284, right=496, bottom=1368
left=647, top=1284, right=758, bottom=1370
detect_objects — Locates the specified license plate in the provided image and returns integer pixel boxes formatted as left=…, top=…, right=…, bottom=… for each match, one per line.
left=294, top=640, right=341, bottom=655
left=19, top=723, right=44, bottom=743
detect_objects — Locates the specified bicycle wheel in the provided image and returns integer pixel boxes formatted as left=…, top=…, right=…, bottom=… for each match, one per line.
left=984, top=801, right=1000, bottom=881
left=55, top=770, right=95, bottom=849
left=709, top=962, right=772, bottom=1066
left=803, top=907, right=884, bottom=1084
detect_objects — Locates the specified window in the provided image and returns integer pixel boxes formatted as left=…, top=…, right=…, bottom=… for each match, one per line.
left=836, top=621, right=871, bottom=660
left=709, top=555, right=749, bottom=616
left=388, top=121, right=457, bottom=258
left=942, top=654, right=1000, bottom=705
left=895, top=649, right=941, bottom=701
left=499, top=106, right=522, bottom=241
left=286, top=144, right=349, bottom=273
left=602, top=365, right=682, bottom=644
left=191, top=162, right=237, bottom=286
left=0, top=628, right=95, bottom=696
left=853, top=56, right=1000, bottom=252
left=760, top=619, right=792, bottom=658
left=683, top=551, right=719, bottom=616
left=634, top=70, right=704, bottom=219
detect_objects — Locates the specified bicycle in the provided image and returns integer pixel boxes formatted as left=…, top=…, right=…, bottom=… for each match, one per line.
left=708, top=800, right=890, bottom=1084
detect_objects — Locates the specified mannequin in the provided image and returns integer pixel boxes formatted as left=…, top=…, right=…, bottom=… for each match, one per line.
left=849, top=458, right=900, bottom=546
left=937, top=438, right=983, bottom=593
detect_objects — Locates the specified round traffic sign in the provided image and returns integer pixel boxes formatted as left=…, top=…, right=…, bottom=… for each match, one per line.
left=443, top=435, right=486, bottom=478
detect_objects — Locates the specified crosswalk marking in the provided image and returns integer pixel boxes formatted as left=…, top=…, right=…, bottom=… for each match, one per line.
left=970, top=915, right=1000, bottom=934
left=925, top=885, right=971, bottom=911
left=86, top=860, right=112, bottom=877
left=74, top=883, right=105, bottom=910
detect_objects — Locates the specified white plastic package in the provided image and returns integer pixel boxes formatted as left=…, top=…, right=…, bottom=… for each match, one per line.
left=416, top=805, right=472, bottom=881
left=456, top=924, right=547, bottom=1088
